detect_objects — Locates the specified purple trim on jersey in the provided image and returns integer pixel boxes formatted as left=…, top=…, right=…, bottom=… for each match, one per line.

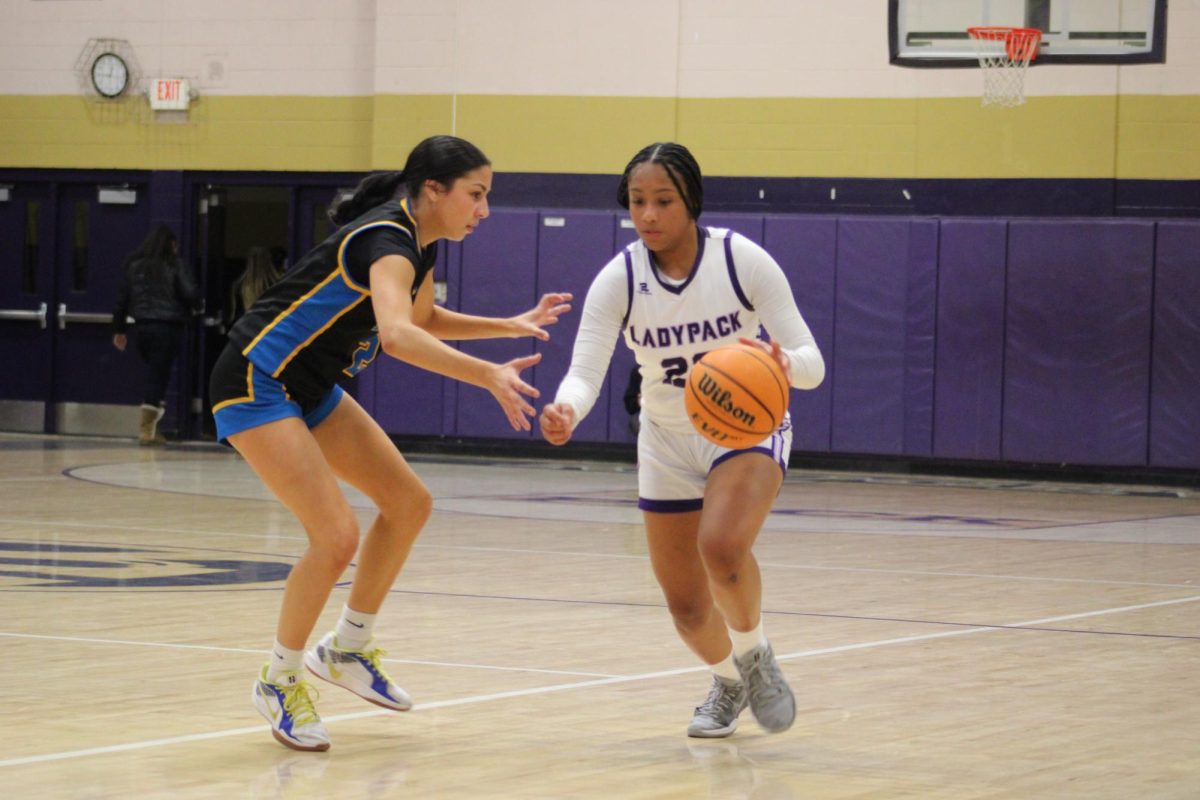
left=620, top=249, right=634, bottom=331
left=638, top=497, right=704, bottom=513
left=724, top=233, right=755, bottom=312
left=649, top=228, right=707, bottom=295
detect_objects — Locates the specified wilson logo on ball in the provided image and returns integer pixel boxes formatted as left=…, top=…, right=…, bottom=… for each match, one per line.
left=684, top=343, right=788, bottom=448
left=694, top=372, right=758, bottom=428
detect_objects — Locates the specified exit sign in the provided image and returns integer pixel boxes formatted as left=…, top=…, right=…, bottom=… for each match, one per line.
left=148, top=78, right=191, bottom=110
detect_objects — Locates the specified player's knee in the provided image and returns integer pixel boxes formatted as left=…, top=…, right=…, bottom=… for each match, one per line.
left=408, top=483, right=433, bottom=524
left=316, top=515, right=360, bottom=569
left=697, top=535, right=747, bottom=579
left=377, top=480, right=432, bottom=526
left=666, top=597, right=711, bottom=633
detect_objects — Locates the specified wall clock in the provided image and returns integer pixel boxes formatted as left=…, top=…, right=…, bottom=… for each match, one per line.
left=91, top=52, right=130, bottom=99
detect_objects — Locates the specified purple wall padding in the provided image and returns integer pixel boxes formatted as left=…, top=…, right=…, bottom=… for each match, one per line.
left=1150, top=222, right=1200, bottom=468
left=933, top=219, right=1007, bottom=460
left=704, top=213, right=764, bottom=244
left=831, top=218, right=937, bottom=456
left=763, top=215, right=836, bottom=452
left=1003, top=220, right=1154, bottom=466
left=456, top=209, right=540, bottom=439
left=440, top=242, right=463, bottom=435
left=373, top=240, right=459, bottom=436
left=371, top=360, right=445, bottom=436
left=903, top=220, right=938, bottom=456
left=534, top=210, right=615, bottom=443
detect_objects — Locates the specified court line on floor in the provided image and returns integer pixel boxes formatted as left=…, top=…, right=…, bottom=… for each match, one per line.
left=0, top=631, right=616, bottom=678
left=2, top=592, right=1196, bottom=769
left=0, top=521, right=1195, bottom=590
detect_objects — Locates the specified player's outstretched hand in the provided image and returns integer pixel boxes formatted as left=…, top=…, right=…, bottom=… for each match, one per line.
left=512, top=292, right=573, bottom=341
left=539, top=403, right=575, bottom=446
left=738, top=337, right=790, bottom=380
left=489, top=353, right=542, bottom=431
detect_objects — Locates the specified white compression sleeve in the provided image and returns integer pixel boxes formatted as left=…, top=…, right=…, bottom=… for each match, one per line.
left=553, top=259, right=628, bottom=428
left=736, top=239, right=826, bottom=390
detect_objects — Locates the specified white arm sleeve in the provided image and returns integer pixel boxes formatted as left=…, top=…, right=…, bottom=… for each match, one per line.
left=553, top=257, right=628, bottom=427
left=736, top=237, right=826, bottom=390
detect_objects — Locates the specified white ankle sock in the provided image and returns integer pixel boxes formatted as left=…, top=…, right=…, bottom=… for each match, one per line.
left=266, top=640, right=304, bottom=684
left=728, top=620, right=767, bottom=658
left=335, top=605, right=376, bottom=651
left=709, top=651, right=741, bottom=682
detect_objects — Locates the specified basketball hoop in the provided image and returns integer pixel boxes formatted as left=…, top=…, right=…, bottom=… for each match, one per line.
left=967, top=26, right=1041, bottom=107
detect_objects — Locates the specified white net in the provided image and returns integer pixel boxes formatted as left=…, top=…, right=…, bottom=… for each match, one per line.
left=968, top=27, right=1040, bottom=108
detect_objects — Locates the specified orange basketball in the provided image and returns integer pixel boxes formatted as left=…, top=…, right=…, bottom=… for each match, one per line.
left=684, top=343, right=789, bottom=448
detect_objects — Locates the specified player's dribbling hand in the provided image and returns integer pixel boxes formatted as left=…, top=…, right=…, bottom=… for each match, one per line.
left=490, top=353, right=541, bottom=431
left=512, top=292, right=573, bottom=341
left=738, top=337, right=790, bottom=380
left=538, top=403, right=575, bottom=446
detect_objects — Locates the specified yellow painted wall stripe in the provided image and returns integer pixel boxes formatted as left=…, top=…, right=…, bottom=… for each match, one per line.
left=2, top=93, right=1198, bottom=179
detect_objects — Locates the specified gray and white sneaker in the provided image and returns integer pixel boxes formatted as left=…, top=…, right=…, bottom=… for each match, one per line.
left=734, top=642, right=795, bottom=733
left=687, top=675, right=748, bottom=738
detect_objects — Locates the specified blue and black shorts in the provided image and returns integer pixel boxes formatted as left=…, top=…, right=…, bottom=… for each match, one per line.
left=209, top=344, right=343, bottom=444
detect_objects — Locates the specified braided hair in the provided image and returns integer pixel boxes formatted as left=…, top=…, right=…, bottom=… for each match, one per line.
left=616, top=142, right=704, bottom=221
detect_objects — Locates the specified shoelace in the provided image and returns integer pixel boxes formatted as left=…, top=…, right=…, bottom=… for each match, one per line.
left=281, top=681, right=322, bottom=727
left=742, top=652, right=786, bottom=705
left=358, top=646, right=395, bottom=682
left=697, top=678, right=744, bottom=719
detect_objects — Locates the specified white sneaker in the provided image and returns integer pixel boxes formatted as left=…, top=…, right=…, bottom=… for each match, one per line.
left=304, top=632, right=413, bottom=711
left=252, top=665, right=331, bottom=751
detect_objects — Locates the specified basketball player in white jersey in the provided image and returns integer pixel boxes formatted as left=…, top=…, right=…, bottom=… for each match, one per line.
left=540, top=143, right=824, bottom=738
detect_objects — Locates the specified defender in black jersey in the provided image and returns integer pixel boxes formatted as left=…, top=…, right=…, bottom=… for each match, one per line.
left=213, top=136, right=572, bottom=752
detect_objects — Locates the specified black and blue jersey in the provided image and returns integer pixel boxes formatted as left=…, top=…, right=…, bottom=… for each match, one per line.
left=226, top=198, right=438, bottom=401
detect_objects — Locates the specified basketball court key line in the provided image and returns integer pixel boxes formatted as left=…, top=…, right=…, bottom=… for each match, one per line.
left=2, top=593, right=1196, bottom=769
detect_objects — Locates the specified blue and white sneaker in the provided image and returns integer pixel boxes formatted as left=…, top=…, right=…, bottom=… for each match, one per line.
left=304, top=632, right=413, bottom=711
left=252, top=665, right=331, bottom=751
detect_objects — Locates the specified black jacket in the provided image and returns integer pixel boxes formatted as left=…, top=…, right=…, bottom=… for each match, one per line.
left=112, top=256, right=200, bottom=333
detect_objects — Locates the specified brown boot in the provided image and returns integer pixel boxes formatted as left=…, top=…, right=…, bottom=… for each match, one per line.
left=138, top=404, right=167, bottom=446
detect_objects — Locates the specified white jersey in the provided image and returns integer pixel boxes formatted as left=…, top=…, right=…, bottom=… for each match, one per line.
left=555, top=226, right=824, bottom=435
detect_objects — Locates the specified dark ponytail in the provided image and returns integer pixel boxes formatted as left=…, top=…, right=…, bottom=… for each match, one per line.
left=616, top=142, right=704, bottom=221
left=330, top=135, right=491, bottom=225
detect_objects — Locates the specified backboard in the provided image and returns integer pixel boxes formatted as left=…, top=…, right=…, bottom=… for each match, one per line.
left=889, top=0, right=1167, bottom=66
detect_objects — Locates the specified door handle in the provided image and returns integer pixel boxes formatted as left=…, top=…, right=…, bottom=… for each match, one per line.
left=57, top=303, right=130, bottom=330
left=0, top=302, right=48, bottom=329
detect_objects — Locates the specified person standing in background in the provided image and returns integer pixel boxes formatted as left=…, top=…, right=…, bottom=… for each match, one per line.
left=112, top=223, right=201, bottom=445
left=226, top=245, right=283, bottom=327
